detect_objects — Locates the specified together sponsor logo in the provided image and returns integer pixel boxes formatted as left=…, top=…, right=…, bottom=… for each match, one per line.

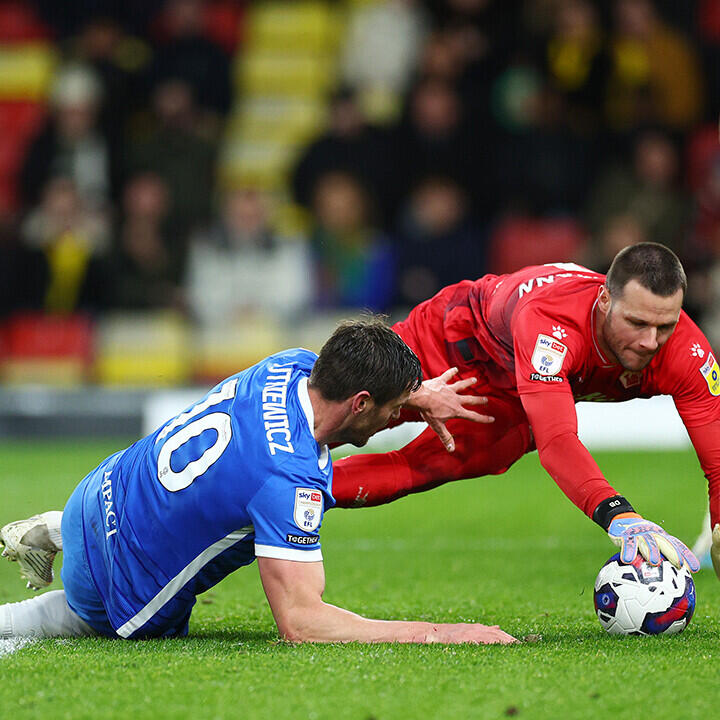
left=286, top=534, right=319, bottom=545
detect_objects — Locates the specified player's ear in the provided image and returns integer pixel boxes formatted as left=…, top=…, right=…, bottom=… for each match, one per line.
left=350, top=391, right=372, bottom=415
left=598, top=285, right=611, bottom=312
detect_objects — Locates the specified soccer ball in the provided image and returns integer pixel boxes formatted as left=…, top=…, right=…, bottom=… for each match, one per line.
left=593, top=553, right=695, bottom=636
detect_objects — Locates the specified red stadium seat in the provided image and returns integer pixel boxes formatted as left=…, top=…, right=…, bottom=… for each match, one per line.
left=0, top=313, right=94, bottom=384
left=0, top=2, right=51, bottom=42
left=699, top=0, right=720, bottom=42
left=0, top=101, right=46, bottom=211
left=489, top=216, right=587, bottom=276
left=686, top=124, right=720, bottom=192
left=203, top=0, right=246, bottom=54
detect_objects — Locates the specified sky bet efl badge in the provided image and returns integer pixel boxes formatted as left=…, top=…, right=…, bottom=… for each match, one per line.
left=531, top=334, right=568, bottom=376
left=294, top=488, right=322, bottom=532
left=699, top=351, right=720, bottom=396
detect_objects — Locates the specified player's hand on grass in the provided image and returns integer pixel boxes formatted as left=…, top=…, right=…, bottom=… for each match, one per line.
left=407, top=367, right=495, bottom=452
left=423, top=623, right=518, bottom=645
left=607, top=514, right=700, bottom=572
left=711, top=523, right=720, bottom=581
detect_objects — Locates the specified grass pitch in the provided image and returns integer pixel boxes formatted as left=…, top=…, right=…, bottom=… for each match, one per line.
left=0, top=440, right=717, bottom=719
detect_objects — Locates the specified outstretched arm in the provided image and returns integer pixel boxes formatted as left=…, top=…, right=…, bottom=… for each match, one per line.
left=521, top=390, right=699, bottom=571
left=686, top=420, right=720, bottom=579
left=405, top=367, right=495, bottom=452
left=257, top=556, right=516, bottom=644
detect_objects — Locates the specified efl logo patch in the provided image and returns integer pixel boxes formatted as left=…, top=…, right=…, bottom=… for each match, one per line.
left=294, top=488, right=322, bottom=532
left=531, top=334, right=567, bottom=376
left=699, top=352, right=720, bottom=397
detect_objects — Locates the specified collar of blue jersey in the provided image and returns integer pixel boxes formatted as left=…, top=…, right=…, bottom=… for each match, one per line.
left=297, top=376, right=330, bottom=470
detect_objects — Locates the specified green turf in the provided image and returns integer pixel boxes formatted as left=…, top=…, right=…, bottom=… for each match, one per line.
left=0, top=440, right=717, bottom=719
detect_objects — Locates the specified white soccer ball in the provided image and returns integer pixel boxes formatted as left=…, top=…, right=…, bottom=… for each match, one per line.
left=593, top=553, right=696, bottom=636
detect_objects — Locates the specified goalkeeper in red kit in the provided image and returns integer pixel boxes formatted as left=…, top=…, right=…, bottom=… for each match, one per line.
left=333, top=243, right=720, bottom=575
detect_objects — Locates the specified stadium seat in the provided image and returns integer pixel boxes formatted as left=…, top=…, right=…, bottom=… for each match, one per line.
left=203, top=0, right=246, bottom=54
left=220, top=1, right=341, bottom=194
left=0, top=2, right=51, bottom=43
left=246, top=1, right=341, bottom=53
left=192, top=316, right=284, bottom=384
left=488, top=216, right=587, bottom=276
left=0, top=313, right=93, bottom=385
left=0, top=100, right=47, bottom=210
left=0, top=44, right=56, bottom=100
left=94, top=312, right=191, bottom=387
left=686, top=124, right=719, bottom=192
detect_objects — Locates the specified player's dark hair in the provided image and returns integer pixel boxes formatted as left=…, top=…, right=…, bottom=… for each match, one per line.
left=606, top=242, right=687, bottom=300
left=310, top=317, right=422, bottom=405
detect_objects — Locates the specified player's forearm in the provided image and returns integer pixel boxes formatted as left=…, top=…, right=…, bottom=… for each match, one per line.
left=276, top=600, right=433, bottom=643
left=520, top=391, right=618, bottom=517
left=275, top=600, right=514, bottom=645
left=536, top=430, right=618, bottom=517
left=686, top=421, right=720, bottom=528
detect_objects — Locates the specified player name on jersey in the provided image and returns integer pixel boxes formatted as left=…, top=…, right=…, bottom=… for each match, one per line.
left=262, top=362, right=296, bottom=455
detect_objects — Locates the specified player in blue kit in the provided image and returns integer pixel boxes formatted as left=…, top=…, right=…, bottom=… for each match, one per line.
left=1, top=319, right=514, bottom=645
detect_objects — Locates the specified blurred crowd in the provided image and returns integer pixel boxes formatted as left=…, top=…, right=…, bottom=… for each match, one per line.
left=1, top=0, right=719, bottom=348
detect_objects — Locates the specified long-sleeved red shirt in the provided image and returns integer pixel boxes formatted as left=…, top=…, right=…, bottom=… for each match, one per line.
left=400, top=263, right=720, bottom=525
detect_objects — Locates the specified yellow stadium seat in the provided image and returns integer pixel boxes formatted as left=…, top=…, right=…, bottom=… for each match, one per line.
left=247, top=1, right=342, bottom=53
left=0, top=44, right=56, bottom=100
left=95, top=312, right=191, bottom=387
left=192, top=316, right=284, bottom=384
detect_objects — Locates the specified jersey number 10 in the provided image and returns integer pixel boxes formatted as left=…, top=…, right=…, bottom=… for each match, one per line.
left=155, top=379, right=238, bottom=492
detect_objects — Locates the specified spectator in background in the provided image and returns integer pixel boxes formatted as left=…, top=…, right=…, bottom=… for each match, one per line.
left=148, top=0, right=232, bottom=127
left=585, top=128, right=689, bottom=262
left=186, top=187, right=312, bottom=327
left=685, top=153, right=720, bottom=344
left=540, top=0, right=608, bottom=138
left=19, top=64, right=116, bottom=211
left=291, top=87, right=391, bottom=225
left=21, top=177, right=110, bottom=313
left=128, top=77, right=217, bottom=276
left=388, top=77, right=483, bottom=219
left=310, top=172, right=393, bottom=311
left=698, top=0, right=720, bottom=120
left=491, top=56, right=594, bottom=215
left=340, top=0, right=429, bottom=122
left=110, top=172, right=181, bottom=311
left=605, top=0, right=703, bottom=133
left=393, top=175, right=486, bottom=308
left=68, top=16, right=150, bottom=158
left=423, top=0, right=517, bottom=135
left=585, top=213, right=647, bottom=273
left=0, top=215, right=47, bottom=318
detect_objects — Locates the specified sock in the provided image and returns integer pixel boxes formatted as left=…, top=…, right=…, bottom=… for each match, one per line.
left=333, top=451, right=414, bottom=507
left=2, top=590, right=96, bottom=638
left=0, top=605, right=11, bottom=638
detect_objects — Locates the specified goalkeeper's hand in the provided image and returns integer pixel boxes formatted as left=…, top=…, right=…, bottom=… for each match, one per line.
left=607, top=513, right=700, bottom=571
left=711, top=524, right=720, bottom=581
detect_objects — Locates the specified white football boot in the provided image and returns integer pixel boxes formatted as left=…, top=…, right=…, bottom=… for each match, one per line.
left=0, top=512, right=63, bottom=590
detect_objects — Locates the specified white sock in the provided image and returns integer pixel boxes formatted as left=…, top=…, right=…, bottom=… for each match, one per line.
left=0, top=590, right=97, bottom=638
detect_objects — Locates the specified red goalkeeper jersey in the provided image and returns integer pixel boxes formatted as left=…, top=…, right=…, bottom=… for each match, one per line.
left=401, top=263, right=720, bottom=525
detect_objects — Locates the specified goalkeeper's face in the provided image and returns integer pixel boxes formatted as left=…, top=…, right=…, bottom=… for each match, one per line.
left=601, top=279, right=683, bottom=371
left=341, top=392, right=410, bottom=447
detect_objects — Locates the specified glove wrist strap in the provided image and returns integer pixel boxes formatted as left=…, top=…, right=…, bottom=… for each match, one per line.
left=593, top=495, right=635, bottom=531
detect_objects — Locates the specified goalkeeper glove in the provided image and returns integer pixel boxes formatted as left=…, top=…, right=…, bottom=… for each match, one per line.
left=711, top=524, right=720, bottom=581
left=607, top=513, right=699, bottom=571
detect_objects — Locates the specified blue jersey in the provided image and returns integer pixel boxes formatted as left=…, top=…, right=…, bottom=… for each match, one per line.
left=68, top=349, right=333, bottom=638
